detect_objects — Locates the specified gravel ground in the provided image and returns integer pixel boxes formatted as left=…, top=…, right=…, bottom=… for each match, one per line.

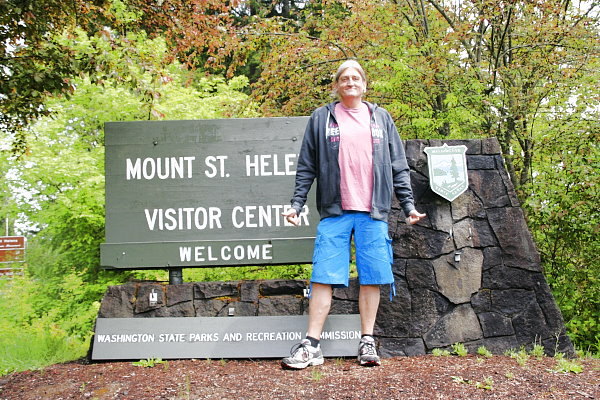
left=0, top=355, right=598, bottom=399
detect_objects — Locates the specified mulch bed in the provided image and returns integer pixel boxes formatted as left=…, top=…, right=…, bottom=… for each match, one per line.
left=0, top=356, right=598, bottom=399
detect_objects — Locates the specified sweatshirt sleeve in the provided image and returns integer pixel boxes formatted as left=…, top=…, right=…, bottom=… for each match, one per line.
left=386, top=111, right=416, bottom=216
left=290, top=114, right=318, bottom=215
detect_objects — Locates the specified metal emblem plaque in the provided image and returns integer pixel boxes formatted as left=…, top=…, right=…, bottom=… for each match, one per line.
left=424, top=144, right=469, bottom=202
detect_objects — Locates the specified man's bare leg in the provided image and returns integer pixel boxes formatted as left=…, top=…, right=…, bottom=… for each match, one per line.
left=358, top=284, right=381, bottom=366
left=359, top=285, right=380, bottom=335
left=306, top=283, right=333, bottom=339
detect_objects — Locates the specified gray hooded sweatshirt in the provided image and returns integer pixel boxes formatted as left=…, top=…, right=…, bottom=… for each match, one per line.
left=291, top=101, right=416, bottom=222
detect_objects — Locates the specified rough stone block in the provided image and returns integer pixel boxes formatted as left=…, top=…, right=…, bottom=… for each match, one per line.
left=195, top=299, right=228, bottom=317
left=392, top=259, right=407, bottom=279
left=424, top=304, right=483, bottom=348
left=134, top=306, right=169, bottom=318
left=375, top=281, right=412, bottom=337
left=424, top=202, right=453, bottom=234
left=99, top=284, right=136, bottom=318
left=471, top=289, right=492, bottom=313
left=260, top=280, right=307, bottom=296
left=393, top=225, right=454, bottom=259
left=487, top=207, right=541, bottom=270
left=333, top=279, right=360, bottom=300
left=453, top=219, right=498, bottom=249
left=409, top=171, right=431, bottom=206
left=330, top=299, right=360, bottom=315
left=451, top=190, right=486, bottom=221
left=483, top=266, right=541, bottom=290
left=534, top=281, right=568, bottom=332
left=194, top=282, right=238, bottom=299
left=135, top=284, right=164, bottom=314
left=474, top=335, right=520, bottom=354
left=406, top=259, right=437, bottom=291
left=167, top=284, right=194, bottom=307
left=166, top=301, right=195, bottom=317
left=482, top=247, right=504, bottom=271
left=484, top=336, right=518, bottom=352
left=259, top=296, right=303, bottom=316
left=491, top=289, right=536, bottom=316
left=542, top=332, right=574, bottom=357
left=478, top=312, right=515, bottom=337
left=405, top=139, right=429, bottom=176
left=471, top=220, right=498, bottom=248
left=408, top=289, right=450, bottom=337
left=512, top=301, right=552, bottom=347
left=433, top=248, right=483, bottom=304
left=469, top=170, right=511, bottom=208
left=217, top=301, right=257, bottom=317
left=481, top=138, right=502, bottom=155
left=240, top=281, right=259, bottom=303
left=495, top=156, right=521, bottom=207
left=467, top=155, right=496, bottom=170
left=378, top=338, right=426, bottom=357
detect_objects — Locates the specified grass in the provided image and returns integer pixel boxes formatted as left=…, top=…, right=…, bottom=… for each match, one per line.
left=0, top=331, right=87, bottom=376
left=451, top=375, right=494, bottom=390
left=310, top=368, right=324, bottom=381
left=505, top=347, right=530, bottom=366
left=132, top=358, right=168, bottom=368
left=451, top=342, right=469, bottom=357
left=432, top=348, right=451, bottom=356
left=477, top=346, right=493, bottom=358
left=551, top=353, right=584, bottom=374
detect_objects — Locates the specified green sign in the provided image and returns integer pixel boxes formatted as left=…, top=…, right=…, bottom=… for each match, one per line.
left=424, top=144, right=469, bottom=202
left=101, top=117, right=317, bottom=269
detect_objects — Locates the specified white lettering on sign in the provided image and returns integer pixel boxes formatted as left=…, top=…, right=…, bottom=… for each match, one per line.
left=96, top=334, right=156, bottom=343
left=231, top=205, right=309, bottom=228
left=179, top=244, right=273, bottom=263
left=95, top=330, right=358, bottom=345
left=144, top=207, right=223, bottom=231
left=126, top=157, right=195, bottom=180
left=222, top=332, right=243, bottom=342
left=189, top=333, right=220, bottom=342
left=158, top=333, right=186, bottom=343
left=245, top=154, right=297, bottom=176
left=244, top=331, right=302, bottom=342
left=320, top=330, right=361, bottom=340
left=204, top=155, right=229, bottom=178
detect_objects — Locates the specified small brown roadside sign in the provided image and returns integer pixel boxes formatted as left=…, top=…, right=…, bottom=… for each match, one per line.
left=0, top=236, right=26, bottom=263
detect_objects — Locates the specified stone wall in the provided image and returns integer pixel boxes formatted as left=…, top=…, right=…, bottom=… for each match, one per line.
left=98, top=138, right=573, bottom=356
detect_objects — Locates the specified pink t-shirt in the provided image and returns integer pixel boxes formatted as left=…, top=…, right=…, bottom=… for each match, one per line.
left=335, top=102, right=373, bottom=212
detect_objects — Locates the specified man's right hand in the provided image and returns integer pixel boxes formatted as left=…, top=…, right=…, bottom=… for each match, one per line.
left=282, top=208, right=300, bottom=226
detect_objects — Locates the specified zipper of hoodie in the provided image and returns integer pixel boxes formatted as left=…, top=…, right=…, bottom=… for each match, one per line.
left=370, top=105, right=379, bottom=219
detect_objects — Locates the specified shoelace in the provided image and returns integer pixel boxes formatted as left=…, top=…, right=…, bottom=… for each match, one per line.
left=360, top=340, right=377, bottom=356
left=289, top=342, right=310, bottom=361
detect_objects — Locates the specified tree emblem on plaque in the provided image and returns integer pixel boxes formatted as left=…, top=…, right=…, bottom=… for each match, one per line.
left=424, top=144, right=469, bottom=202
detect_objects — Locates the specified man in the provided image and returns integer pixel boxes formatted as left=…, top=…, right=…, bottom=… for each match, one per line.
left=281, top=60, right=426, bottom=369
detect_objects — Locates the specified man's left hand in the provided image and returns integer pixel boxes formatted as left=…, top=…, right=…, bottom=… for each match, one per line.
left=406, top=209, right=426, bottom=225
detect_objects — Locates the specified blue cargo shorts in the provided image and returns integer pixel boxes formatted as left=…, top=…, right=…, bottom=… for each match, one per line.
left=311, top=211, right=394, bottom=292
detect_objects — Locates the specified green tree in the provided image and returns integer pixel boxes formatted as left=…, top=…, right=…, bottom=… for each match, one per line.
left=0, top=1, right=113, bottom=152
left=1, top=30, right=260, bottom=374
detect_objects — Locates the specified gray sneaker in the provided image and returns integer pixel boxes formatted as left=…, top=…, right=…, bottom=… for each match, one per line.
left=281, top=339, right=324, bottom=369
left=358, top=335, right=381, bottom=367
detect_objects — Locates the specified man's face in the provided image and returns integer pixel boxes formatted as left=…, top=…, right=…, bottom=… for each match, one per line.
left=335, top=67, right=366, bottom=100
